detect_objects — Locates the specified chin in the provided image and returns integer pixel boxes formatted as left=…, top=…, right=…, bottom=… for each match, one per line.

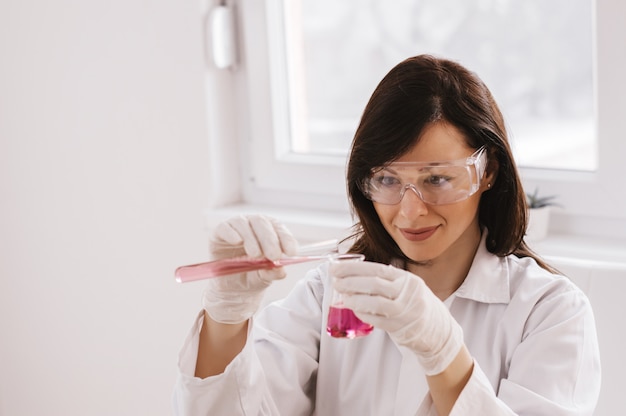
left=399, top=245, right=439, bottom=264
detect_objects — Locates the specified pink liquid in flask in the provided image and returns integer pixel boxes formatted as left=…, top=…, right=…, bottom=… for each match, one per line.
left=326, top=306, right=373, bottom=339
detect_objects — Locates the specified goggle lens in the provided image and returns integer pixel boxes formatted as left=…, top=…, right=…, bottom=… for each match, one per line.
left=360, top=147, right=487, bottom=206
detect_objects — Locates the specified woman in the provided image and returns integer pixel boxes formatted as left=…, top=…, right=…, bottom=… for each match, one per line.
left=173, top=55, right=600, bottom=415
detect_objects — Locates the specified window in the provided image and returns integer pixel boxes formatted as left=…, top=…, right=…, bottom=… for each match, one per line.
left=288, top=0, right=595, bottom=172
left=208, top=0, right=626, bottom=238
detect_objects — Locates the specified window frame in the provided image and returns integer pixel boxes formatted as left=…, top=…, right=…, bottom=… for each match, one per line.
left=206, top=0, right=626, bottom=240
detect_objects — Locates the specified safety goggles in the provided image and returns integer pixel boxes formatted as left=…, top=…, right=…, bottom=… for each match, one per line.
left=359, top=146, right=488, bottom=205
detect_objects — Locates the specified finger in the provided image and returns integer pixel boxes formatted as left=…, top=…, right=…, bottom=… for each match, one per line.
left=269, top=217, right=298, bottom=257
left=333, top=275, right=403, bottom=300
left=256, top=267, right=287, bottom=285
left=210, top=218, right=249, bottom=258
left=331, top=261, right=402, bottom=281
left=214, top=217, right=245, bottom=246
left=248, top=215, right=282, bottom=259
left=341, top=293, right=411, bottom=336
left=227, top=215, right=264, bottom=258
left=342, top=293, right=400, bottom=319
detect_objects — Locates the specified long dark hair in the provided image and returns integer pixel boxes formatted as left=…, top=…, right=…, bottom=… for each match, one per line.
left=346, top=54, right=555, bottom=272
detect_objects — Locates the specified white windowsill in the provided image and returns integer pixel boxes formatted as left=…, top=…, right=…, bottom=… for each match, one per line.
left=530, top=233, right=626, bottom=269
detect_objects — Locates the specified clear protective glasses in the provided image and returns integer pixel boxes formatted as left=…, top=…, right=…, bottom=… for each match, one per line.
left=359, top=146, right=488, bottom=206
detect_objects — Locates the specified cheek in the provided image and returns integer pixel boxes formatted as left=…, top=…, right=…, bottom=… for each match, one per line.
left=373, top=203, right=397, bottom=229
left=445, top=198, right=481, bottom=227
left=422, top=193, right=480, bottom=229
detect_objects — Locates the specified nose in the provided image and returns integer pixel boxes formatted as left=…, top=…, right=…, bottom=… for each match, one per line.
left=399, top=184, right=429, bottom=216
left=402, top=184, right=423, bottom=200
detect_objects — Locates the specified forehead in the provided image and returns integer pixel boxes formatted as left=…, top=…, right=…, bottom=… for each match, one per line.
left=395, top=122, right=474, bottom=163
left=380, top=158, right=471, bottom=178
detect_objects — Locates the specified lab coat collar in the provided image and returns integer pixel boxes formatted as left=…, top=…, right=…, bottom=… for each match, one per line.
left=451, top=230, right=511, bottom=305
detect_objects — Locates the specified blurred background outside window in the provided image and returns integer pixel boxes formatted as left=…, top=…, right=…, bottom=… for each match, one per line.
left=280, top=0, right=594, bottom=171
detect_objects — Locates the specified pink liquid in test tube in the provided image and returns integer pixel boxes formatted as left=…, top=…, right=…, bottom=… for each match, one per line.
left=326, top=306, right=374, bottom=339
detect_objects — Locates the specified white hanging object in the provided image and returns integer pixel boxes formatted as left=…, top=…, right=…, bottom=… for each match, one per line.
left=210, top=5, right=236, bottom=69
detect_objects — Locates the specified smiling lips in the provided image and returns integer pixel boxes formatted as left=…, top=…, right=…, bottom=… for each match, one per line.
left=399, top=225, right=439, bottom=242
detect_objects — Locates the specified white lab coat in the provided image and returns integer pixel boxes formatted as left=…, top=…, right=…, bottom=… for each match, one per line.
left=173, top=235, right=601, bottom=415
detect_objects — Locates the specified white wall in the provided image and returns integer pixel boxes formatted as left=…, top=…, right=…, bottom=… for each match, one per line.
left=0, top=1, right=210, bottom=415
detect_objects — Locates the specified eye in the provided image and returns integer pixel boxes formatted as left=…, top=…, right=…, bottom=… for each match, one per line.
left=372, top=173, right=402, bottom=188
left=425, top=174, right=452, bottom=187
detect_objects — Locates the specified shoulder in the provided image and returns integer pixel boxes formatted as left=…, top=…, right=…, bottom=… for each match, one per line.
left=506, top=254, right=583, bottom=298
left=467, top=242, right=591, bottom=316
left=503, top=254, right=593, bottom=324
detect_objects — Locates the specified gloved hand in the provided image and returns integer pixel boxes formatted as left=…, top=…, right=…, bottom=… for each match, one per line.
left=331, top=261, right=464, bottom=375
left=202, top=215, right=298, bottom=324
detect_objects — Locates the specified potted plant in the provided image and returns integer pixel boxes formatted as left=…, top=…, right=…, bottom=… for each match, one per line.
left=526, top=188, right=560, bottom=241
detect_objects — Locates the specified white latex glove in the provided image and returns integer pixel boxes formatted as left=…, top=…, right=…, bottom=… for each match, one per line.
left=202, top=215, right=298, bottom=324
left=331, top=261, right=464, bottom=375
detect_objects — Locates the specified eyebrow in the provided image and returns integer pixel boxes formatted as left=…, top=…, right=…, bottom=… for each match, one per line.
left=378, top=164, right=452, bottom=178
left=382, top=160, right=466, bottom=171
left=383, top=147, right=485, bottom=168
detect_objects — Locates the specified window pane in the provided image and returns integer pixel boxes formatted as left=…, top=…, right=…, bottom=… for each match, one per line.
left=284, top=0, right=595, bottom=171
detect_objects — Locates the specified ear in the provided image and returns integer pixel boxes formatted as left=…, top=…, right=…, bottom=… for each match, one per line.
left=482, top=158, right=499, bottom=191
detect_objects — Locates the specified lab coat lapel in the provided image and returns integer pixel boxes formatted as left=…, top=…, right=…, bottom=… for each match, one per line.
left=393, top=345, right=428, bottom=416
